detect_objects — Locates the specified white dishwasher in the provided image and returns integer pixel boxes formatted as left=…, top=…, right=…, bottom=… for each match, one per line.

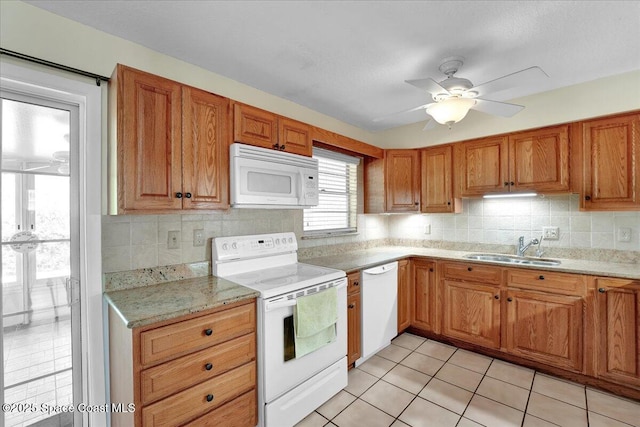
left=356, top=261, right=398, bottom=366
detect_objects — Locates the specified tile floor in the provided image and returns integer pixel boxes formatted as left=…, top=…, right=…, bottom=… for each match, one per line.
left=296, top=333, right=640, bottom=427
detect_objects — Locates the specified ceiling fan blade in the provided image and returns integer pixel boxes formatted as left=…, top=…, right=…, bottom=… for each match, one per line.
left=405, top=78, right=450, bottom=96
left=422, top=119, right=437, bottom=131
left=472, top=98, right=524, bottom=117
left=471, top=66, right=548, bottom=98
left=372, top=102, right=434, bottom=122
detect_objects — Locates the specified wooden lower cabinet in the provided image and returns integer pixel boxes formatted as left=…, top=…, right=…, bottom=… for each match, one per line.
left=347, top=271, right=361, bottom=367
left=397, top=259, right=412, bottom=332
left=412, top=259, right=437, bottom=333
left=595, top=277, right=640, bottom=388
left=109, top=299, right=257, bottom=427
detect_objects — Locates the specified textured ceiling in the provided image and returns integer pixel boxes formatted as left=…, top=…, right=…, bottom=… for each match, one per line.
left=24, top=1, right=640, bottom=131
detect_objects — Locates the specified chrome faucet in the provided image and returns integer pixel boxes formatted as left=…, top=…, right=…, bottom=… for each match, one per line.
left=517, top=236, right=539, bottom=257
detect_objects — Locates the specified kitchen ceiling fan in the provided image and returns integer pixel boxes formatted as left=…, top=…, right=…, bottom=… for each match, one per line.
left=378, top=56, right=548, bottom=130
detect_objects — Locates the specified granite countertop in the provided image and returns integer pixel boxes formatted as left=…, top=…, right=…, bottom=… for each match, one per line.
left=301, top=246, right=640, bottom=280
left=104, top=275, right=259, bottom=329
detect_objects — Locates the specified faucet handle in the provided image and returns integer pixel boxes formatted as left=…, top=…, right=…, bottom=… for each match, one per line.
left=535, top=235, right=545, bottom=257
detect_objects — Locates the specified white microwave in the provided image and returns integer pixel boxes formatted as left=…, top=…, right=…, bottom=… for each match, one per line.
left=230, top=143, right=319, bottom=209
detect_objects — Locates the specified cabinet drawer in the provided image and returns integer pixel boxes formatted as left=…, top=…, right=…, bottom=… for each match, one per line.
left=441, top=262, right=502, bottom=285
left=141, top=362, right=256, bottom=427
left=507, top=269, right=586, bottom=296
left=140, top=303, right=255, bottom=366
left=347, top=271, right=361, bottom=295
left=140, top=333, right=256, bottom=405
left=182, top=389, right=257, bottom=427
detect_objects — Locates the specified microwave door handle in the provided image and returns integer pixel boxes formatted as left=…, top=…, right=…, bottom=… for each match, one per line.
left=265, top=299, right=297, bottom=312
left=299, top=170, right=306, bottom=202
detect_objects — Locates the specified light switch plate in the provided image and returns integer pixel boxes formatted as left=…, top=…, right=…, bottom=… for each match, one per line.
left=168, top=231, right=180, bottom=249
left=542, top=226, right=559, bottom=240
left=618, top=227, right=632, bottom=242
left=424, top=224, right=431, bottom=235
left=193, top=229, right=205, bottom=247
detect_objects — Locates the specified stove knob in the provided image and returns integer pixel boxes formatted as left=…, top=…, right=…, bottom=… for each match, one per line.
left=222, top=243, right=229, bottom=251
left=275, top=238, right=280, bottom=245
left=288, top=237, right=293, bottom=244
left=231, top=242, right=238, bottom=250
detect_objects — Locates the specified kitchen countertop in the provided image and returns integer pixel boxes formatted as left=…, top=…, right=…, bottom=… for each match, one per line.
left=104, top=275, right=259, bottom=328
left=301, top=246, right=640, bottom=280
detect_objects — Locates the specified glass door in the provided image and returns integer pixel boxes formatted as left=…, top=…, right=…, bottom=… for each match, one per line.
left=1, top=92, right=81, bottom=426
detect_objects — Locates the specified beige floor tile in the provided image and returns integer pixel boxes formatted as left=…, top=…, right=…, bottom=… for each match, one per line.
left=463, top=395, right=524, bottom=427
left=382, top=364, right=431, bottom=394
left=399, top=351, right=445, bottom=376
left=448, top=349, right=493, bottom=374
left=587, top=388, right=640, bottom=427
left=526, top=392, right=588, bottom=427
left=476, top=376, right=530, bottom=411
left=325, top=424, right=337, bottom=427
left=344, top=368, right=378, bottom=397
left=434, top=363, right=483, bottom=392
left=485, top=359, right=535, bottom=390
left=360, top=380, right=414, bottom=417
left=391, top=333, right=425, bottom=350
left=415, top=339, right=457, bottom=361
left=357, top=355, right=396, bottom=378
left=316, top=390, right=356, bottom=420
left=390, top=421, right=410, bottom=427
left=522, top=414, right=559, bottom=427
left=376, top=343, right=412, bottom=363
left=398, top=397, right=460, bottom=427
left=418, top=378, right=473, bottom=414
left=532, top=373, right=586, bottom=409
left=457, top=418, right=485, bottom=427
left=588, top=411, right=635, bottom=427
left=332, top=398, right=395, bottom=427
left=295, top=411, right=329, bottom=427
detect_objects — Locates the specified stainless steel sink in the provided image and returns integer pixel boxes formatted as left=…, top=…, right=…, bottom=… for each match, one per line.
left=462, top=253, right=561, bottom=266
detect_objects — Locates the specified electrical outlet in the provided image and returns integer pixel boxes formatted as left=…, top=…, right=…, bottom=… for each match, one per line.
left=542, top=226, right=559, bottom=240
left=424, top=224, right=431, bottom=235
left=618, top=227, right=632, bottom=242
left=167, top=231, right=180, bottom=249
left=193, top=229, right=205, bottom=247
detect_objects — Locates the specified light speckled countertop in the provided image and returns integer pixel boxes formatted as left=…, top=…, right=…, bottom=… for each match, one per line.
left=301, top=246, right=640, bottom=280
left=105, top=276, right=259, bottom=328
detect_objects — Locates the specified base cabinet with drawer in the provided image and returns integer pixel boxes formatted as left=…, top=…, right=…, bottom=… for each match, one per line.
left=108, top=299, right=257, bottom=427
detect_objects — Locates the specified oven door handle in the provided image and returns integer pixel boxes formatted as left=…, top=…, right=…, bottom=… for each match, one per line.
left=265, top=299, right=297, bottom=312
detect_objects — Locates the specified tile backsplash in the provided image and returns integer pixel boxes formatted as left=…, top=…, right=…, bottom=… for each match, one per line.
left=102, top=195, right=638, bottom=273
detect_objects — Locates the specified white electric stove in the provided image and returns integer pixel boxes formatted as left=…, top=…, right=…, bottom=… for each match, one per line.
left=212, top=232, right=347, bottom=427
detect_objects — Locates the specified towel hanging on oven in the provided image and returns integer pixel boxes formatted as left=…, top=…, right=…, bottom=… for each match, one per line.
left=293, top=286, right=338, bottom=358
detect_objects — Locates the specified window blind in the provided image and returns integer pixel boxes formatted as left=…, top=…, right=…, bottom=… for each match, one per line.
left=304, top=147, right=360, bottom=234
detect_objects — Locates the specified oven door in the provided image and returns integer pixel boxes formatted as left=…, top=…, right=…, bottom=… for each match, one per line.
left=262, top=278, right=347, bottom=403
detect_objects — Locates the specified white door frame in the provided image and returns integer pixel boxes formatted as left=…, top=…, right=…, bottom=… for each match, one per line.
left=1, top=60, right=105, bottom=426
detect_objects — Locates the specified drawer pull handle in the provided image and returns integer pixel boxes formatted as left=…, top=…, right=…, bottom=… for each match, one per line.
left=507, top=297, right=513, bottom=302
left=205, top=363, right=213, bottom=371
left=467, top=267, right=473, bottom=272
left=204, top=328, right=213, bottom=336
left=598, top=288, right=606, bottom=293
left=348, top=304, right=355, bottom=309
left=538, top=275, right=545, bottom=280
left=206, top=394, right=214, bottom=402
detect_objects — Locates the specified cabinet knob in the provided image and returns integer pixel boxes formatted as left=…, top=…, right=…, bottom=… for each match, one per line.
left=280, top=145, right=286, bottom=151
left=353, top=281, right=359, bottom=286
left=273, top=143, right=280, bottom=150
left=205, top=362, right=213, bottom=371
left=185, top=192, right=192, bottom=199
left=538, top=275, right=545, bottom=280
left=585, top=195, right=591, bottom=201
left=510, top=181, right=515, bottom=186
left=447, top=201, right=451, bottom=205
left=348, top=304, right=355, bottom=309
left=467, top=267, right=473, bottom=272
left=507, top=297, right=513, bottom=302
left=494, top=295, right=499, bottom=300
left=598, top=288, right=606, bottom=293
left=504, top=182, right=509, bottom=187
left=414, top=202, right=419, bottom=206
left=176, top=192, right=183, bottom=198
left=204, top=328, right=213, bottom=336
left=206, top=394, right=214, bottom=402
left=429, top=268, right=434, bottom=272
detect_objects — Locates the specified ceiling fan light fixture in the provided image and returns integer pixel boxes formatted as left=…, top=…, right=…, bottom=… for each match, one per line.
left=426, top=97, right=476, bottom=126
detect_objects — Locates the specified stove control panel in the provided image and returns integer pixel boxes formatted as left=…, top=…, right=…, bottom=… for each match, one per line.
left=212, top=232, right=298, bottom=261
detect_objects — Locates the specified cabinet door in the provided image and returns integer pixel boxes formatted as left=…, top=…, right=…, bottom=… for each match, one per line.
left=505, top=289, right=583, bottom=371
left=421, top=145, right=460, bottom=213
left=397, top=259, right=412, bottom=332
left=412, top=260, right=437, bottom=333
left=582, top=113, right=640, bottom=210
left=456, top=136, right=509, bottom=196
left=509, top=125, right=570, bottom=192
left=347, top=292, right=361, bottom=366
left=182, top=87, right=230, bottom=210
left=119, top=65, right=183, bottom=211
left=595, top=278, right=640, bottom=387
left=233, top=103, right=278, bottom=150
left=278, top=117, right=312, bottom=156
left=385, top=150, right=420, bottom=212
left=442, top=280, right=501, bottom=349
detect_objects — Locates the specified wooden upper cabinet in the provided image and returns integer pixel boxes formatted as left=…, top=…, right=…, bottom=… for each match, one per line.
left=116, top=65, right=183, bottom=211
left=385, top=150, right=420, bottom=212
left=421, top=145, right=460, bottom=213
left=580, top=112, right=640, bottom=210
left=508, top=125, right=570, bottom=193
left=456, top=136, right=509, bottom=196
left=182, top=87, right=230, bottom=210
left=233, top=103, right=312, bottom=156
left=595, top=277, right=640, bottom=388
left=110, top=65, right=230, bottom=214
